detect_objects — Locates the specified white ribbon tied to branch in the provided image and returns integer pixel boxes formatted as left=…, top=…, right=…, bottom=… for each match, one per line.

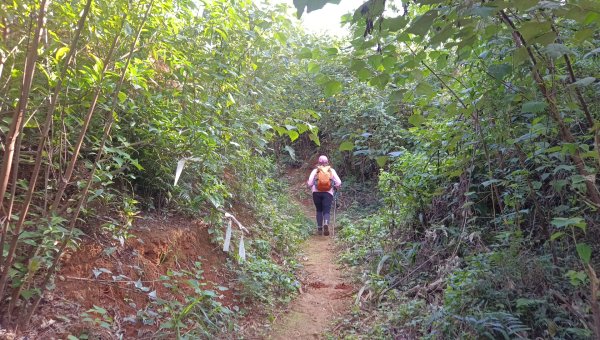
left=173, top=157, right=202, bottom=186
left=222, top=211, right=249, bottom=262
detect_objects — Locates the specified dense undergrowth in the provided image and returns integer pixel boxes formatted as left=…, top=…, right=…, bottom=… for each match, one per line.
left=3, top=0, right=600, bottom=338
left=0, top=0, right=316, bottom=336
left=295, top=0, right=600, bottom=338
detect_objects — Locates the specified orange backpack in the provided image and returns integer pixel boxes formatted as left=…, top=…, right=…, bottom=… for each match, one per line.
left=316, top=166, right=332, bottom=191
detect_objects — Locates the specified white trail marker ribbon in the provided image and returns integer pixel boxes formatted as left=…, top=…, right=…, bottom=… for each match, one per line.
left=223, top=219, right=232, bottom=252
left=221, top=211, right=250, bottom=262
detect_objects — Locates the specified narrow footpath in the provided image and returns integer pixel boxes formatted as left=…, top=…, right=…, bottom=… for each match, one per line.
left=268, top=168, right=353, bottom=339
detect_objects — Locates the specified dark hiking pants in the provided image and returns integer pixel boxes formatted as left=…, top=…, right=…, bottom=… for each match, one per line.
left=312, top=192, right=333, bottom=227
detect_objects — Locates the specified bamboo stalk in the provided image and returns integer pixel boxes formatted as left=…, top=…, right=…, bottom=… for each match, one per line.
left=0, top=0, right=92, bottom=297
left=0, top=0, right=49, bottom=302
left=0, top=0, right=47, bottom=214
left=0, top=0, right=93, bottom=302
left=19, top=1, right=155, bottom=329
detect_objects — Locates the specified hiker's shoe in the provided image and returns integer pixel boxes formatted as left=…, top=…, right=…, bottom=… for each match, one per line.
left=323, top=225, right=330, bottom=236
left=317, top=227, right=323, bottom=236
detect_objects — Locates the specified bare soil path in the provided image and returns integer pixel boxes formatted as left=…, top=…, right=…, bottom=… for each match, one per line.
left=267, top=168, right=353, bottom=339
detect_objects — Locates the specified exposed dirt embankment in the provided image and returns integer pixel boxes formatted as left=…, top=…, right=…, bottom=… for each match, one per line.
left=30, top=215, right=236, bottom=339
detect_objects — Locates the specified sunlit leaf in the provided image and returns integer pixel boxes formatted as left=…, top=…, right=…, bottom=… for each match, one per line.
left=408, top=114, right=426, bottom=126
left=375, top=156, right=388, bottom=167
left=308, top=61, right=321, bottom=74
left=55, top=46, right=70, bottom=61
left=323, top=80, right=342, bottom=96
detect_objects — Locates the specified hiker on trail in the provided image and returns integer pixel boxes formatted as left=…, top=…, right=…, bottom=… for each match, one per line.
left=306, top=155, right=341, bottom=236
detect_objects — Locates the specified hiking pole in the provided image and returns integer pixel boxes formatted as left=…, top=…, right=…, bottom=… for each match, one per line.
left=332, top=189, right=337, bottom=238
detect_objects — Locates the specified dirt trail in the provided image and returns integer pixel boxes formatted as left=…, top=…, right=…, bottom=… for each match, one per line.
left=267, top=168, right=353, bottom=339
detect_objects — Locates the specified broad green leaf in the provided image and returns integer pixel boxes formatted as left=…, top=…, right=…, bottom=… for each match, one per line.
left=339, top=141, right=354, bottom=151
left=513, top=47, right=530, bottom=66
left=368, top=55, right=383, bottom=69
left=274, top=32, right=287, bottom=45
left=406, top=10, right=438, bottom=36
left=530, top=31, right=557, bottom=46
left=323, top=80, right=342, bottom=96
left=558, top=142, right=576, bottom=155
left=315, top=73, right=329, bottom=85
left=375, top=156, right=388, bottom=167
left=350, top=59, right=368, bottom=72
left=307, top=61, right=321, bottom=74
left=356, top=68, right=371, bottom=81
left=369, top=73, right=390, bottom=90
left=515, top=0, right=539, bottom=11
left=572, top=77, right=596, bottom=87
left=383, top=16, right=408, bottom=32
left=429, top=25, right=454, bottom=46
left=584, top=48, right=600, bottom=59
left=576, top=243, right=592, bottom=264
left=21, top=289, right=36, bottom=300
left=550, top=232, right=565, bottom=241
left=408, top=114, right=426, bottom=126
left=27, top=257, right=41, bottom=272
left=284, top=145, right=296, bottom=160
left=89, top=305, right=107, bottom=315
left=389, top=89, right=406, bottom=103
left=519, top=21, right=551, bottom=41
left=470, top=6, right=497, bottom=17
left=521, top=101, right=547, bottom=113
left=287, top=130, right=299, bottom=142
left=487, top=64, right=512, bottom=80
left=545, top=43, right=571, bottom=58
left=382, top=56, right=395, bottom=69
left=565, top=270, right=587, bottom=287
left=573, top=28, right=594, bottom=42
left=309, top=132, right=320, bottom=146
left=118, top=91, right=127, bottom=103
left=415, top=82, right=434, bottom=97
left=298, top=47, right=313, bottom=59
left=551, top=217, right=586, bottom=230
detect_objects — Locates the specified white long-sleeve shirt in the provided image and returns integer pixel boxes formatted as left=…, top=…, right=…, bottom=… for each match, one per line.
left=306, top=167, right=341, bottom=195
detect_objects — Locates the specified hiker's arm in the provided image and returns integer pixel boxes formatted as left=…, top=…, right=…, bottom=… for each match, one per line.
left=332, top=169, right=342, bottom=188
left=306, top=169, right=316, bottom=188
